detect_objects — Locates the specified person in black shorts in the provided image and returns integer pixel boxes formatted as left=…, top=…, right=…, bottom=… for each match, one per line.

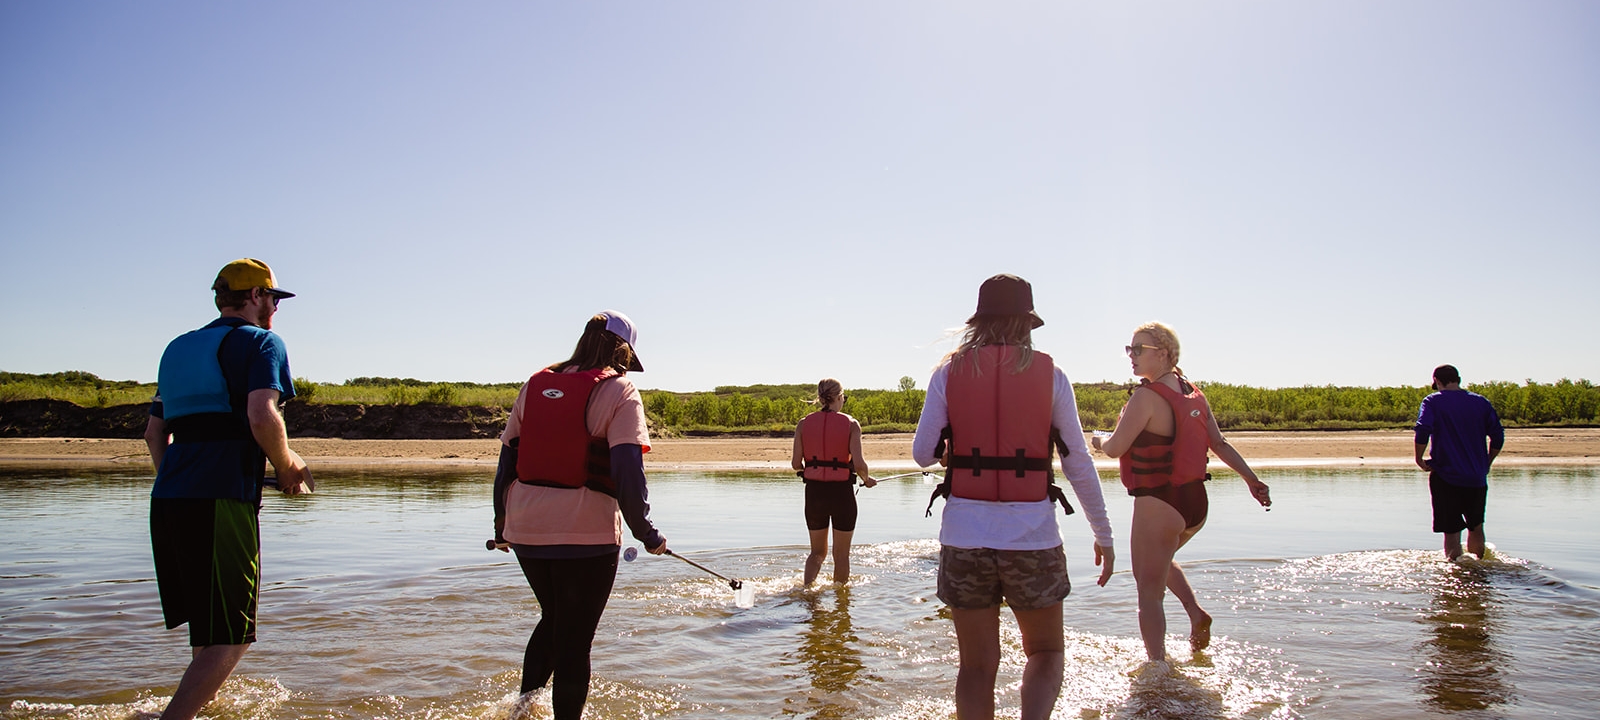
left=1414, top=364, right=1504, bottom=560
left=792, top=378, right=875, bottom=585
left=144, top=259, right=313, bottom=720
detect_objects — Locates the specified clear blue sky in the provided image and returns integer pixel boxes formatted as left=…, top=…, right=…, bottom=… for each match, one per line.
left=3, top=2, right=1596, bottom=392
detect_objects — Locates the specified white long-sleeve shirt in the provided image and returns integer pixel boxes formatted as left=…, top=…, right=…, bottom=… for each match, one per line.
left=912, top=357, right=1114, bottom=550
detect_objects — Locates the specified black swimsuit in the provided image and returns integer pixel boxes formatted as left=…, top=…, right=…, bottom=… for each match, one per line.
left=1126, top=430, right=1209, bottom=529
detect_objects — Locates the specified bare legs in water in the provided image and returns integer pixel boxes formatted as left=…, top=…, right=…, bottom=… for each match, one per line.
left=1130, top=496, right=1212, bottom=662
left=950, top=603, right=1064, bottom=720
left=1444, top=525, right=1487, bottom=561
left=158, top=644, right=249, bottom=720
left=805, top=527, right=854, bottom=586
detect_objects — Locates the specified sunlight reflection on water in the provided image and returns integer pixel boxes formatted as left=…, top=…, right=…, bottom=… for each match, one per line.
left=2, top=466, right=1599, bottom=719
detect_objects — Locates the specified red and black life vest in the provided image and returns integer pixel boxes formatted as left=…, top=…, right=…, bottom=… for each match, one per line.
left=1119, top=378, right=1213, bottom=491
left=514, top=367, right=618, bottom=497
left=800, top=410, right=855, bottom=482
left=925, top=346, right=1075, bottom=516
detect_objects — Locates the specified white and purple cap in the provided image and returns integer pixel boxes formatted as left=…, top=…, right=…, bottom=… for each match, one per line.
left=598, top=309, right=644, bottom=372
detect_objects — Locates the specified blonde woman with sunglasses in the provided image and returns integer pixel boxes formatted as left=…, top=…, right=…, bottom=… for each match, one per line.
left=1091, top=321, right=1270, bottom=667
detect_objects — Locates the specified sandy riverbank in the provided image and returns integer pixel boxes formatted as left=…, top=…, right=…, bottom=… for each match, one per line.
left=3, top=428, right=1596, bottom=471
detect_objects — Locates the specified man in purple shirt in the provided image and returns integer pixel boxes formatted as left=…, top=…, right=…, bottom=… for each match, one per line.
left=1414, top=364, right=1504, bottom=560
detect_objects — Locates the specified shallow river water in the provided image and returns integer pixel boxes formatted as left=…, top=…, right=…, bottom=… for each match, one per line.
left=2, top=464, right=1598, bottom=719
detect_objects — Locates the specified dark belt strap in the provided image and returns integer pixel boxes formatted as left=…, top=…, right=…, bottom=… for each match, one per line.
left=168, top=413, right=252, bottom=442
left=925, top=480, right=1075, bottom=517
left=947, top=448, right=1054, bottom=477
left=805, top=457, right=852, bottom=470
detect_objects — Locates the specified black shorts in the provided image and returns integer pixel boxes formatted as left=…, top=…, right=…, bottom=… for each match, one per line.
left=1429, top=472, right=1487, bottom=534
left=804, top=480, right=858, bottom=532
left=151, top=498, right=260, bottom=646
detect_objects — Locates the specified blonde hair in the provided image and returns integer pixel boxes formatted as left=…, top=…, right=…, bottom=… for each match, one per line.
left=812, top=378, right=843, bottom=408
left=1134, top=321, right=1185, bottom=378
left=943, top=314, right=1035, bottom=375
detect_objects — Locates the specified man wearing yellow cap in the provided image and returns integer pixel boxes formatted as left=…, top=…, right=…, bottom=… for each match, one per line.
left=143, top=258, right=313, bottom=720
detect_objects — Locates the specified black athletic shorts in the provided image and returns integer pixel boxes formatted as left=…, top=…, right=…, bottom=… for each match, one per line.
left=804, top=480, right=858, bottom=532
left=151, top=498, right=260, bottom=646
left=1429, top=472, right=1487, bottom=534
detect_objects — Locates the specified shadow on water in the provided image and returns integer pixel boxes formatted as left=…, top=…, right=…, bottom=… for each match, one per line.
left=1415, top=559, right=1516, bottom=714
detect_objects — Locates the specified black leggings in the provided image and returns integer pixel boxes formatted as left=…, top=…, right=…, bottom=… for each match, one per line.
left=516, top=551, right=619, bottom=719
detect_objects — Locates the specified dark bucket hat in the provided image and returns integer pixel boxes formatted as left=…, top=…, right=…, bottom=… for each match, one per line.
left=971, top=273, right=1043, bottom=328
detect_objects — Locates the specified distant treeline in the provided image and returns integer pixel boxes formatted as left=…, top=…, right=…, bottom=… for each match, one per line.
left=643, top=378, right=926, bottom=433
left=3, top=371, right=1597, bottom=432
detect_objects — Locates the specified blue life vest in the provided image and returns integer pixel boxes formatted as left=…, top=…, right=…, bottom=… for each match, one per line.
left=157, top=324, right=238, bottom=420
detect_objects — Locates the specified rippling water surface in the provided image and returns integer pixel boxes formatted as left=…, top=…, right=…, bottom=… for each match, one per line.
left=2, top=465, right=1598, bottom=719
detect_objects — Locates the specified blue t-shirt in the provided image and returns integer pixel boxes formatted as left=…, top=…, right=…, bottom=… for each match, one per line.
left=1414, top=389, right=1504, bottom=487
left=150, top=317, right=294, bottom=502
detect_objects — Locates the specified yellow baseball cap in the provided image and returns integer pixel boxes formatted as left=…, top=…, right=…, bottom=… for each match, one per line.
left=214, top=258, right=295, bottom=298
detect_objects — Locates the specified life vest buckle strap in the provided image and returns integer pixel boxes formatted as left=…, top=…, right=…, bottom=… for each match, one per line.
left=804, top=457, right=852, bottom=470
left=1129, top=449, right=1174, bottom=463
left=1047, top=484, right=1076, bottom=516
left=167, top=413, right=252, bottom=442
left=947, top=453, right=1054, bottom=473
left=925, top=480, right=951, bottom=517
left=1050, top=428, right=1069, bottom=459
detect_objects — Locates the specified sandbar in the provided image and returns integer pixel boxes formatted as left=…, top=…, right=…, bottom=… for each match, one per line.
left=2, top=428, right=1596, bottom=471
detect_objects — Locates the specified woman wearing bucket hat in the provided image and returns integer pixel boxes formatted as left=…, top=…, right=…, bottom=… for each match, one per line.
left=1091, top=321, right=1270, bottom=667
left=491, top=310, right=669, bottom=720
left=912, top=274, right=1115, bottom=720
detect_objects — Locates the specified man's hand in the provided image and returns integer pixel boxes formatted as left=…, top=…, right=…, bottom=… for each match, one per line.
left=1415, top=443, right=1432, bottom=472
left=275, top=450, right=313, bottom=494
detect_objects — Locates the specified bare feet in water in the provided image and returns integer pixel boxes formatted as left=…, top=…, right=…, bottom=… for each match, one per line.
left=1190, top=612, right=1213, bottom=652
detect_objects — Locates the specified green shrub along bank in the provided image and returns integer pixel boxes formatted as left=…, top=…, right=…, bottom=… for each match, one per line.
left=4, top=372, right=1597, bottom=432
left=0, top=371, right=155, bottom=408
left=643, top=380, right=927, bottom=435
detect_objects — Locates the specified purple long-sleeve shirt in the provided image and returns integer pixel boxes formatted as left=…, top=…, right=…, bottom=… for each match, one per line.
left=1415, top=389, right=1504, bottom=487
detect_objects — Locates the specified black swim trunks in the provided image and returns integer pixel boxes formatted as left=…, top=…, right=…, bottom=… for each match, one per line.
left=1429, top=471, right=1487, bottom=534
left=151, top=498, right=260, bottom=646
left=803, top=480, right=858, bottom=532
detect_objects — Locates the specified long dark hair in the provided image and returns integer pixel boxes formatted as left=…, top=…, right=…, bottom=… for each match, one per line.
left=551, top=315, right=635, bottom=373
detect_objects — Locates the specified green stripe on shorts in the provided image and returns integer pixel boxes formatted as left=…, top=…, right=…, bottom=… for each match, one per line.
left=209, top=499, right=261, bottom=645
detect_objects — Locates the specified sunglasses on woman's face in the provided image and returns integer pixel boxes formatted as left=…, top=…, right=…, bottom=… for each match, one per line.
left=1125, top=344, right=1161, bottom=358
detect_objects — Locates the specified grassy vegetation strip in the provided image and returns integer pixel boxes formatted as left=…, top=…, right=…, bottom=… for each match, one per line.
left=3, top=372, right=1597, bottom=432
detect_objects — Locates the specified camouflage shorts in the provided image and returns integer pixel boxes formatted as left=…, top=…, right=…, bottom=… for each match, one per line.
left=936, top=545, right=1071, bottom=611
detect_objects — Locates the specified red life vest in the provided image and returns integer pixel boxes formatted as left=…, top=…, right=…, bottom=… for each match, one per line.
left=515, top=367, right=618, bottom=497
left=800, top=410, right=855, bottom=482
left=1119, top=378, right=1213, bottom=491
left=944, top=346, right=1057, bottom=502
